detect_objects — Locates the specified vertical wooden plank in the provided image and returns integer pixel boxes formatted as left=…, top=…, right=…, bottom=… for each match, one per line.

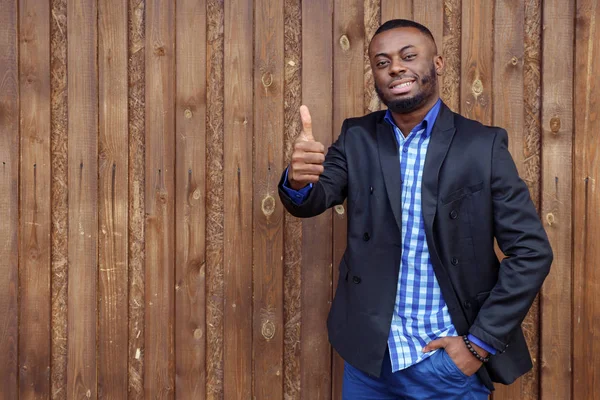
left=50, top=0, right=69, bottom=397
left=332, top=0, right=364, bottom=398
left=128, top=0, right=145, bottom=397
left=441, top=0, right=461, bottom=111
left=19, top=0, right=51, bottom=397
left=301, top=1, right=333, bottom=398
left=364, top=0, right=381, bottom=115
left=540, top=1, right=574, bottom=399
left=413, top=0, right=443, bottom=91
left=573, top=0, right=599, bottom=398
left=413, top=0, right=443, bottom=55
left=381, top=0, right=412, bottom=22
left=253, top=0, right=284, bottom=398
left=223, top=0, right=253, bottom=398
left=283, top=0, right=302, bottom=397
left=145, top=0, right=175, bottom=397
left=0, top=0, right=19, bottom=397
left=518, top=2, right=543, bottom=396
left=175, top=0, right=207, bottom=398
left=98, top=0, right=128, bottom=397
left=491, top=2, right=534, bottom=399
left=67, top=0, right=98, bottom=398
left=461, top=0, right=493, bottom=124
left=206, top=0, right=225, bottom=398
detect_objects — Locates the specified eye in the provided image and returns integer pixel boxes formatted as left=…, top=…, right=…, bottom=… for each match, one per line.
left=404, top=54, right=417, bottom=61
left=376, top=60, right=389, bottom=68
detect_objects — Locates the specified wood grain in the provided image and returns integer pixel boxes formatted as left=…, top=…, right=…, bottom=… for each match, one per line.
left=206, top=0, right=225, bottom=398
left=175, top=0, right=207, bottom=398
left=50, top=0, right=69, bottom=397
left=491, top=1, right=531, bottom=399
left=332, top=0, right=364, bottom=398
left=223, top=0, right=254, bottom=398
left=364, top=0, right=380, bottom=114
left=253, top=0, right=285, bottom=398
left=19, top=0, right=52, bottom=397
left=283, top=0, right=302, bottom=397
left=540, top=0, right=574, bottom=399
left=66, top=0, right=98, bottom=398
left=301, top=1, right=333, bottom=398
left=460, top=0, right=493, bottom=124
left=573, top=0, right=599, bottom=398
left=413, top=0, right=443, bottom=92
left=519, top=2, right=543, bottom=399
left=144, top=0, right=175, bottom=397
left=98, top=0, right=129, bottom=397
left=381, top=0, right=412, bottom=22
left=0, top=0, right=19, bottom=398
left=128, top=0, right=146, bottom=397
left=441, top=0, right=461, bottom=111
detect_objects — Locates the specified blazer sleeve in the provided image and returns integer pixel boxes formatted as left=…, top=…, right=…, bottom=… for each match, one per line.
left=278, top=120, right=349, bottom=218
left=468, top=129, right=553, bottom=352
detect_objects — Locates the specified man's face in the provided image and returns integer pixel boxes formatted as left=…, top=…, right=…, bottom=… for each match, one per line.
left=369, top=27, right=443, bottom=114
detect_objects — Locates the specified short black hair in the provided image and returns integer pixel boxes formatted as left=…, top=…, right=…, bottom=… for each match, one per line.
left=372, top=19, right=437, bottom=52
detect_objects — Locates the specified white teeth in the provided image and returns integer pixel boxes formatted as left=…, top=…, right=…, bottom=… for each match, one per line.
left=393, top=81, right=413, bottom=89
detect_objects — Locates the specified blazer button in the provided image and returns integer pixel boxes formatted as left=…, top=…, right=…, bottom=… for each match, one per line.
left=464, top=300, right=472, bottom=309
left=363, top=232, right=370, bottom=241
left=449, top=210, right=458, bottom=219
left=352, top=276, right=362, bottom=284
left=451, top=257, right=459, bottom=266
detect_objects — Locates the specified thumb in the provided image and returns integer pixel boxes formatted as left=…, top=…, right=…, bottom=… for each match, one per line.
left=299, top=105, right=315, bottom=141
left=422, top=338, right=446, bottom=353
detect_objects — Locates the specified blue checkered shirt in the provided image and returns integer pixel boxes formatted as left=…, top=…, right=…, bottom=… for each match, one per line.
left=384, top=99, right=458, bottom=371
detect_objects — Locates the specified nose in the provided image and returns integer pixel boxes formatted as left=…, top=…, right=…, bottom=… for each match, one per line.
left=389, top=58, right=406, bottom=76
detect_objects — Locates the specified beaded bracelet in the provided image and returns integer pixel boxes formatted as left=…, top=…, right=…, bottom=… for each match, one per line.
left=462, top=335, right=490, bottom=363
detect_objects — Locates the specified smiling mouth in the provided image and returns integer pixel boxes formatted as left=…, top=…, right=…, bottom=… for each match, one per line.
left=389, top=80, right=415, bottom=95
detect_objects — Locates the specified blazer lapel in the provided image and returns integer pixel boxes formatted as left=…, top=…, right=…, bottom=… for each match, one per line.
left=377, top=119, right=403, bottom=232
left=422, top=102, right=456, bottom=242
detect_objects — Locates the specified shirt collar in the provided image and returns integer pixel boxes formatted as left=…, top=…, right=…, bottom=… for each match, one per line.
left=384, top=98, right=442, bottom=138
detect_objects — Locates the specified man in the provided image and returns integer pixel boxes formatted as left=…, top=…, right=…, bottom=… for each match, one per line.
left=278, top=19, right=553, bottom=399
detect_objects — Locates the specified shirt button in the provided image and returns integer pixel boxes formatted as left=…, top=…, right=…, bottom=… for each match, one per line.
left=363, top=232, right=370, bottom=241
left=464, top=300, right=472, bottom=309
left=352, top=276, right=362, bottom=284
left=449, top=210, right=458, bottom=219
left=370, top=186, right=373, bottom=194
left=451, top=257, right=459, bottom=266
left=402, top=147, right=408, bottom=153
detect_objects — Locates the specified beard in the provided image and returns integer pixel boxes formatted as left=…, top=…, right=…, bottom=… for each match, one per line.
left=375, top=63, right=437, bottom=114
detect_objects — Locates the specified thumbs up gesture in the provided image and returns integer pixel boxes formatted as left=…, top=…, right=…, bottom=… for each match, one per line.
left=288, top=105, right=325, bottom=190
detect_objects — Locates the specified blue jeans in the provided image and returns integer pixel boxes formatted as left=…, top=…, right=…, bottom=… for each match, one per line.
left=342, top=349, right=491, bottom=400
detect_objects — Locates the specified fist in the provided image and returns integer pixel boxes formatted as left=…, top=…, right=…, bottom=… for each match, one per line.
left=288, top=105, right=325, bottom=190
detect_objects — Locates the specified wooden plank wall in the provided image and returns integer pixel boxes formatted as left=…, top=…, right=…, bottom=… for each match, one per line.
left=0, top=1, right=598, bottom=399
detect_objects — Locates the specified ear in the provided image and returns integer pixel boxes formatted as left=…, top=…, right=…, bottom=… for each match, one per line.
left=434, top=54, right=444, bottom=76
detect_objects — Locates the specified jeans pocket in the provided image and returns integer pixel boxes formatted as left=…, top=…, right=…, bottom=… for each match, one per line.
left=440, top=350, right=469, bottom=380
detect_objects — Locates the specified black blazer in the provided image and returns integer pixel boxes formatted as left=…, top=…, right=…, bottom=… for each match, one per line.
left=278, top=102, right=553, bottom=390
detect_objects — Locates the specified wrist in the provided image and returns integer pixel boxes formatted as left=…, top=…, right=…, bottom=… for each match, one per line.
left=462, top=335, right=490, bottom=363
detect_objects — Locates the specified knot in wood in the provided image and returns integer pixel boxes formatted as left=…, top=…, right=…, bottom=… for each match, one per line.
left=192, top=188, right=201, bottom=200
left=261, top=195, right=275, bottom=217
left=184, top=109, right=193, bottom=119
left=154, top=46, right=165, bottom=56
left=334, top=205, right=345, bottom=215
left=511, top=56, right=519, bottom=66
left=546, top=212, right=555, bottom=226
left=339, top=35, right=350, bottom=51
left=550, top=117, right=561, bottom=134
left=261, top=72, right=273, bottom=87
left=471, top=79, right=484, bottom=96
left=193, top=328, right=203, bottom=340
left=261, top=320, right=276, bottom=340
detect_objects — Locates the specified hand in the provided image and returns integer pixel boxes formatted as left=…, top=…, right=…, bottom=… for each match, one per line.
left=422, top=336, right=487, bottom=376
left=288, top=105, right=325, bottom=191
